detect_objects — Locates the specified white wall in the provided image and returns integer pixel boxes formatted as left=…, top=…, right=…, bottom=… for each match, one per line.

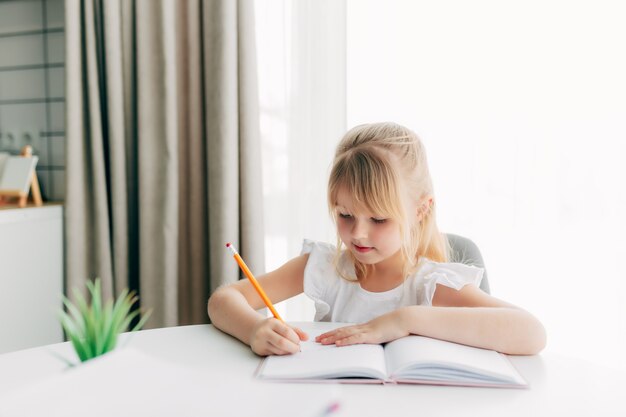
left=0, top=0, right=67, bottom=201
left=347, top=0, right=626, bottom=369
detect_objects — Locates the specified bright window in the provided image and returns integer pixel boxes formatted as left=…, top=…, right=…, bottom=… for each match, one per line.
left=256, top=0, right=626, bottom=369
left=347, top=0, right=626, bottom=369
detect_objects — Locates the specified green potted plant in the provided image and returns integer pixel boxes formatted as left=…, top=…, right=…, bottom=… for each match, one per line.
left=59, top=278, right=151, bottom=363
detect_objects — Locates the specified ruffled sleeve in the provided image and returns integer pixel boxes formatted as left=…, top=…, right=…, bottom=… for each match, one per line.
left=301, top=239, right=340, bottom=321
left=421, top=261, right=484, bottom=306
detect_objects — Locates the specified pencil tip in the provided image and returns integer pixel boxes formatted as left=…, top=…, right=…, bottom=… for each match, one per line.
left=225, top=243, right=231, bottom=248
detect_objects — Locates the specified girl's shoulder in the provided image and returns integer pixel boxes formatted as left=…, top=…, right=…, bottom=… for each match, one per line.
left=300, top=239, right=353, bottom=275
left=300, top=239, right=340, bottom=274
left=300, top=240, right=347, bottom=317
left=415, top=258, right=485, bottom=305
left=415, top=257, right=484, bottom=280
left=300, top=239, right=354, bottom=275
left=300, top=239, right=337, bottom=257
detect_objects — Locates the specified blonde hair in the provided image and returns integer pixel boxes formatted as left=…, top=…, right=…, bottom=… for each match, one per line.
left=328, top=122, right=449, bottom=281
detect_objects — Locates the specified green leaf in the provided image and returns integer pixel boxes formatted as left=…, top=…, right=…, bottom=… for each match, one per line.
left=59, top=311, right=89, bottom=362
left=118, top=309, right=140, bottom=335
left=131, top=308, right=152, bottom=332
left=61, top=295, right=86, bottom=336
left=71, top=287, right=96, bottom=359
left=98, top=299, right=114, bottom=355
left=88, top=279, right=108, bottom=356
left=59, top=278, right=151, bottom=364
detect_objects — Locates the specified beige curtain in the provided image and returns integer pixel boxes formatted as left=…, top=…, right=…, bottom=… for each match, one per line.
left=65, top=0, right=264, bottom=327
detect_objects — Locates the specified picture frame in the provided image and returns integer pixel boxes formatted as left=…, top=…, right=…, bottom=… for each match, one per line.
left=0, top=146, right=42, bottom=208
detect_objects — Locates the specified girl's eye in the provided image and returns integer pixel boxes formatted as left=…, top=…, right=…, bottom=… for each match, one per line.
left=371, top=218, right=387, bottom=224
left=338, top=213, right=353, bottom=220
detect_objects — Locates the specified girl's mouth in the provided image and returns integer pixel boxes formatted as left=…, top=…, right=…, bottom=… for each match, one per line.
left=353, top=244, right=373, bottom=253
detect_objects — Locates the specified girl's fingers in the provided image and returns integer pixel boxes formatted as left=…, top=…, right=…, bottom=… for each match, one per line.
left=335, top=332, right=366, bottom=346
left=316, top=326, right=359, bottom=344
left=316, top=329, right=340, bottom=342
left=252, top=319, right=301, bottom=356
left=260, top=333, right=287, bottom=356
left=254, top=320, right=311, bottom=355
left=316, top=330, right=342, bottom=344
left=317, top=326, right=373, bottom=346
left=317, top=336, right=335, bottom=345
left=264, top=343, right=284, bottom=356
left=267, top=336, right=298, bottom=355
left=292, top=326, right=309, bottom=341
left=269, top=327, right=301, bottom=353
left=316, top=332, right=329, bottom=342
left=274, top=322, right=302, bottom=346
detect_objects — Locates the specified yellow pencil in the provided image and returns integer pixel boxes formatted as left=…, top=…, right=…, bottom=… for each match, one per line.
left=226, top=243, right=284, bottom=322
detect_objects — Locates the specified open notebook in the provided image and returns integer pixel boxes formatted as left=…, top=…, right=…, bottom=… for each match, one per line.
left=257, top=325, right=527, bottom=388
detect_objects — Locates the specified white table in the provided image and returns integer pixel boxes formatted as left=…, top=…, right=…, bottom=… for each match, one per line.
left=0, top=323, right=624, bottom=416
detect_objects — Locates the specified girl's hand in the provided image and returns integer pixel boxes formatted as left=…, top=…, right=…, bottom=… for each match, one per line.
left=315, top=309, right=410, bottom=346
left=249, top=318, right=309, bottom=356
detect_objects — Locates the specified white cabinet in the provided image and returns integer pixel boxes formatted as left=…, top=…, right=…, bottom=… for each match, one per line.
left=0, top=205, right=63, bottom=353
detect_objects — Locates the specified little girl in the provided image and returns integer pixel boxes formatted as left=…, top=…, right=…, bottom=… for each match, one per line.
left=208, top=122, right=546, bottom=357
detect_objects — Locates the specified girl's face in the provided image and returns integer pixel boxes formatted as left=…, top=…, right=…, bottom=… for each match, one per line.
left=334, top=188, right=405, bottom=267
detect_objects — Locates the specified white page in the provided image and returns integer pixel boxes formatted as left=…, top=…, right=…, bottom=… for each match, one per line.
left=0, top=156, right=38, bottom=192
left=259, top=342, right=387, bottom=380
left=384, top=336, right=525, bottom=384
left=0, top=348, right=340, bottom=417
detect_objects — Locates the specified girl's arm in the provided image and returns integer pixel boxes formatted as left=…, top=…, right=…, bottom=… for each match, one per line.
left=207, top=254, right=309, bottom=356
left=316, top=284, right=547, bottom=355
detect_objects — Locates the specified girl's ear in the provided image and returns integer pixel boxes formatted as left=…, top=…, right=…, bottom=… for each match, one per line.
left=416, top=198, right=433, bottom=221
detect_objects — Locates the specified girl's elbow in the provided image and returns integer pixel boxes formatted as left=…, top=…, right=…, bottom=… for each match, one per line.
left=207, top=286, right=231, bottom=321
left=528, top=323, right=547, bottom=355
left=526, top=315, right=547, bottom=354
left=509, top=321, right=547, bottom=355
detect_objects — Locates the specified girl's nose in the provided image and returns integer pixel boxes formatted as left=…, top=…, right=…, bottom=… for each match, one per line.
left=351, top=219, right=368, bottom=239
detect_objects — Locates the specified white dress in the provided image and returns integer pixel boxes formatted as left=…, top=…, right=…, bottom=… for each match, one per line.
left=301, top=239, right=484, bottom=323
